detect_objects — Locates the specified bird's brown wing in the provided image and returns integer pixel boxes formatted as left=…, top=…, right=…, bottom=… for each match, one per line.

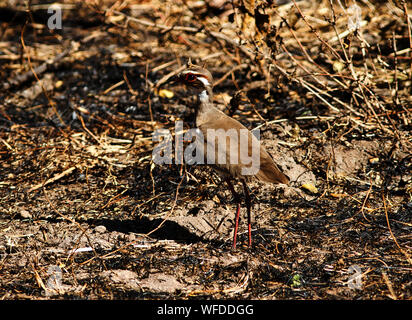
left=198, top=114, right=288, bottom=184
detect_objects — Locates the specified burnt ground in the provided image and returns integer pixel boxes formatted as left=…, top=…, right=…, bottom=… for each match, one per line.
left=0, top=0, right=411, bottom=300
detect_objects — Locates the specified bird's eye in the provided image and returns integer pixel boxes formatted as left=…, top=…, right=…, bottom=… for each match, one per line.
left=186, top=73, right=196, bottom=82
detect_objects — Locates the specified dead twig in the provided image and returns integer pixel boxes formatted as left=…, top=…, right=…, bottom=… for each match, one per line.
left=382, top=192, right=412, bottom=265
left=3, top=47, right=70, bottom=91
left=27, top=166, right=77, bottom=193
left=113, top=10, right=255, bottom=61
left=145, top=171, right=186, bottom=237
left=18, top=23, right=66, bottom=126
left=400, top=0, right=412, bottom=79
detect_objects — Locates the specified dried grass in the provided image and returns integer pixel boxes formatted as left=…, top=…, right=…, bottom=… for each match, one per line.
left=0, top=0, right=411, bottom=300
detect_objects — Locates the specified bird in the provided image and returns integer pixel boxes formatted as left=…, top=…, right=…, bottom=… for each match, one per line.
left=170, top=60, right=289, bottom=249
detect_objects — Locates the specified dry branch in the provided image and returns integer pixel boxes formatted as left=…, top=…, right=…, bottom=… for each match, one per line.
left=27, top=167, right=76, bottom=193
left=3, top=48, right=70, bottom=90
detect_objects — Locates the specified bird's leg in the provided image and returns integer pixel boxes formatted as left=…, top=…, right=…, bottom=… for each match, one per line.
left=241, top=180, right=252, bottom=247
left=225, top=177, right=241, bottom=249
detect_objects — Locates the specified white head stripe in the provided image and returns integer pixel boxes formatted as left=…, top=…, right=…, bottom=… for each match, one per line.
left=197, top=76, right=210, bottom=87
left=181, top=70, right=210, bottom=86
left=181, top=70, right=199, bottom=75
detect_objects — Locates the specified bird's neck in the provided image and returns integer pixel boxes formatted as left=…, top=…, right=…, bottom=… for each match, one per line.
left=196, top=86, right=214, bottom=116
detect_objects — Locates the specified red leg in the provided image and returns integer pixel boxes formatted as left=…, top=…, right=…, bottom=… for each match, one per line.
left=232, top=203, right=241, bottom=249
left=242, top=180, right=252, bottom=247
left=225, top=178, right=241, bottom=249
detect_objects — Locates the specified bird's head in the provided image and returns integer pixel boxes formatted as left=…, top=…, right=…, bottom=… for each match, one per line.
left=172, top=60, right=214, bottom=96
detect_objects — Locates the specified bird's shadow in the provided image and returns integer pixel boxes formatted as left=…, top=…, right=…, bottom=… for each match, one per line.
left=85, top=216, right=213, bottom=245
left=89, top=217, right=198, bottom=242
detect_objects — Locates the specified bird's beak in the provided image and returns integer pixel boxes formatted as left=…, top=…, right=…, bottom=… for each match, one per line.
left=167, top=74, right=181, bottom=85
left=155, top=73, right=181, bottom=90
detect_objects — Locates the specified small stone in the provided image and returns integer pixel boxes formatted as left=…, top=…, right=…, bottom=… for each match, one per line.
left=94, top=225, right=107, bottom=233
left=158, top=89, right=174, bottom=99
left=301, top=183, right=319, bottom=194
left=19, top=209, right=32, bottom=219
